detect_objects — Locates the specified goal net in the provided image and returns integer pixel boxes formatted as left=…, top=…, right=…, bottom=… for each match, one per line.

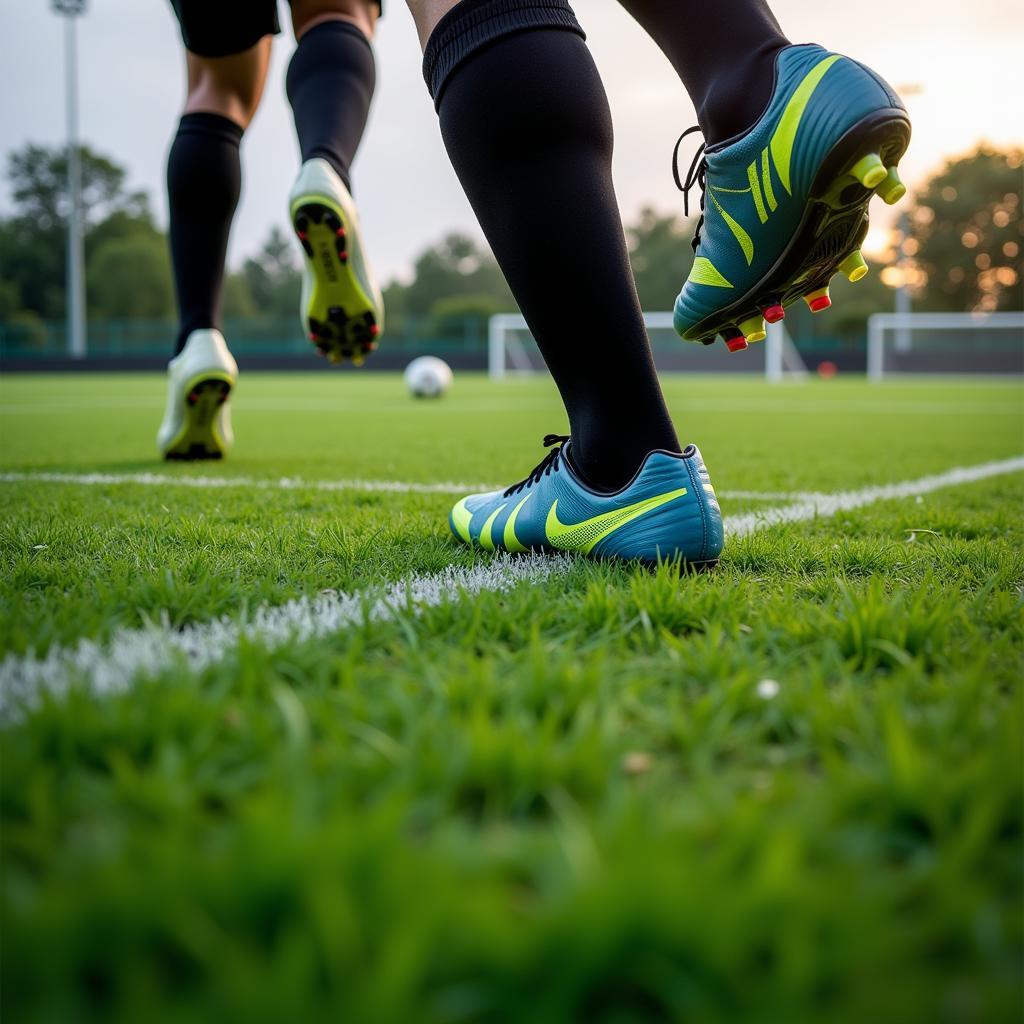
left=866, top=312, right=1024, bottom=380
left=488, top=313, right=808, bottom=381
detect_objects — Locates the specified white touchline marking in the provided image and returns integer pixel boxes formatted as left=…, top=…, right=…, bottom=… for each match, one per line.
left=0, top=470, right=794, bottom=502
left=0, top=470, right=495, bottom=496
left=724, top=455, right=1024, bottom=538
left=0, top=553, right=573, bottom=721
left=2, top=454, right=1022, bottom=722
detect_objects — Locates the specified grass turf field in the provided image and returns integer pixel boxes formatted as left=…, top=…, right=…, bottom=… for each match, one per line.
left=1, top=370, right=1022, bottom=1023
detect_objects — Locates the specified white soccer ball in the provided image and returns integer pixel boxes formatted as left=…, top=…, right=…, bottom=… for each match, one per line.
left=404, top=356, right=453, bottom=399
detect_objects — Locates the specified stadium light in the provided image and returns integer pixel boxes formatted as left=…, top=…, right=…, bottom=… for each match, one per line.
left=52, top=0, right=88, bottom=360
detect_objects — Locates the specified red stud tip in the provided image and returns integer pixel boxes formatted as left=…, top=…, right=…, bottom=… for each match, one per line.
left=339, top=251, right=348, bottom=260
left=336, top=227, right=346, bottom=237
left=297, top=231, right=307, bottom=240
left=725, top=336, right=749, bottom=353
left=808, top=295, right=832, bottom=313
left=763, top=304, right=785, bottom=323
left=369, top=324, right=380, bottom=338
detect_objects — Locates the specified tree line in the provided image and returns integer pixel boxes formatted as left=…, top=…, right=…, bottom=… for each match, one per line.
left=0, top=142, right=1019, bottom=340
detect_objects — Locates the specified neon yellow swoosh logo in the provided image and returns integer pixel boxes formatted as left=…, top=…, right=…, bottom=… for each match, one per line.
left=479, top=504, right=506, bottom=551
left=503, top=492, right=532, bottom=553
left=770, top=54, right=842, bottom=195
left=545, top=488, right=688, bottom=554
left=450, top=497, right=473, bottom=544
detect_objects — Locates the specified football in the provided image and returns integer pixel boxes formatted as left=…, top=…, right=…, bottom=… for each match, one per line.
left=404, top=355, right=453, bottom=399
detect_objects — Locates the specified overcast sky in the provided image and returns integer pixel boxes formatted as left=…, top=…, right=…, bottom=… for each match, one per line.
left=1, top=0, right=1021, bottom=284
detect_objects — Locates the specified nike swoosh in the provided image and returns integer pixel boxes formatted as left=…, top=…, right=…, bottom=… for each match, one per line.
left=545, top=487, right=688, bottom=554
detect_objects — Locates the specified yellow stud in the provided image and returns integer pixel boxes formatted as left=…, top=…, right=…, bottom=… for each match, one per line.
left=838, top=250, right=869, bottom=282
left=850, top=153, right=887, bottom=189
left=877, top=166, right=906, bottom=205
left=739, top=315, right=766, bottom=343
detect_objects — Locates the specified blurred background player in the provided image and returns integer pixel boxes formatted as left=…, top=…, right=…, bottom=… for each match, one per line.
left=157, top=0, right=383, bottom=460
left=409, top=0, right=908, bottom=564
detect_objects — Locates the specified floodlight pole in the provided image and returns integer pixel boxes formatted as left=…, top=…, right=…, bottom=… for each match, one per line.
left=55, top=0, right=88, bottom=360
left=894, top=211, right=911, bottom=353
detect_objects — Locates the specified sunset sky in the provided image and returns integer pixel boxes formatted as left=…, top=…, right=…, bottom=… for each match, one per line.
left=2, top=0, right=1021, bottom=282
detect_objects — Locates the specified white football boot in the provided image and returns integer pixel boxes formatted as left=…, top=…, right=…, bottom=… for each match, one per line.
left=156, top=329, right=237, bottom=460
left=288, top=158, right=383, bottom=365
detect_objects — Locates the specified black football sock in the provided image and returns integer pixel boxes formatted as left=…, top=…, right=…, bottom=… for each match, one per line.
left=617, top=0, right=789, bottom=146
left=166, top=112, right=242, bottom=356
left=424, top=0, right=680, bottom=491
left=286, top=20, right=376, bottom=192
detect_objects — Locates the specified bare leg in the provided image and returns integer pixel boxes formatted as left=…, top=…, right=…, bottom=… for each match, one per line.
left=183, top=38, right=272, bottom=129
left=291, top=0, right=380, bottom=41
left=168, top=39, right=271, bottom=354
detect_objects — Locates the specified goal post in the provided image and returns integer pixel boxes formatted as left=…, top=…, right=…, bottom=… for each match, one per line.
left=488, top=312, right=807, bottom=381
left=866, top=311, right=1024, bottom=381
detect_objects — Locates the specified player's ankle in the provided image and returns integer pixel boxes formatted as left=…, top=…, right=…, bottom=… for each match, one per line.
left=568, top=434, right=681, bottom=494
left=698, top=40, right=787, bottom=146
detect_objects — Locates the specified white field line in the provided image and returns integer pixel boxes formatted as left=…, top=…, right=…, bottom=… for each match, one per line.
left=724, top=455, right=1024, bottom=537
left=0, top=470, right=495, bottom=496
left=2, top=454, right=1022, bottom=721
left=0, top=553, right=572, bottom=720
left=0, top=470, right=794, bottom=502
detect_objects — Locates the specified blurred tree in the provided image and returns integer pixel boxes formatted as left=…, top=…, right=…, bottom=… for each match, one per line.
left=87, top=235, right=173, bottom=319
left=0, top=143, right=162, bottom=319
left=626, top=207, right=696, bottom=311
left=427, top=293, right=507, bottom=342
left=7, top=143, right=149, bottom=231
left=906, top=146, right=1023, bottom=312
left=241, top=226, right=302, bottom=316
left=384, top=233, right=515, bottom=317
left=222, top=273, right=256, bottom=318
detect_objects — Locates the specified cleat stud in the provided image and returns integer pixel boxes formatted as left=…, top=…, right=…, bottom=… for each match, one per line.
left=368, top=324, right=380, bottom=338
left=339, top=251, right=348, bottom=261
left=838, top=250, right=869, bottom=282
left=804, top=287, right=831, bottom=313
left=851, top=153, right=887, bottom=189
left=722, top=327, right=748, bottom=352
left=739, top=315, right=767, bottom=344
left=878, top=166, right=907, bottom=205
left=763, top=303, right=786, bottom=324
left=335, top=227, right=346, bottom=237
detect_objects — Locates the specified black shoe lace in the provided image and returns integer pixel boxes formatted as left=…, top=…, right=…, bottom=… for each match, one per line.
left=503, top=434, right=570, bottom=497
left=672, top=125, right=707, bottom=252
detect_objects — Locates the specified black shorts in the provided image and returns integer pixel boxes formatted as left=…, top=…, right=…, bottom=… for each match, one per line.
left=170, top=1, right=382, bottom=58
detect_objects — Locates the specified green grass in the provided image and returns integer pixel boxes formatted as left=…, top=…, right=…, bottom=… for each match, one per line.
left=1, top=371, right=1022, bottom=1023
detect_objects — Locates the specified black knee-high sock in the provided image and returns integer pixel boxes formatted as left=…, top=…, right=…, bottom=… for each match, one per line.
left=166, top=112, right=242, bottom=356
left=618, top=0, right=789, bottom=146
left=425, top=1, right=679, bottom=491
left=286, top=20, right=376, bottom=191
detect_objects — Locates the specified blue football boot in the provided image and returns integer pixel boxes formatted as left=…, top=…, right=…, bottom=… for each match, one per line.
left=672, top=43, right=910, bottom=351
left=448, top=435, right=724, bottom=567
